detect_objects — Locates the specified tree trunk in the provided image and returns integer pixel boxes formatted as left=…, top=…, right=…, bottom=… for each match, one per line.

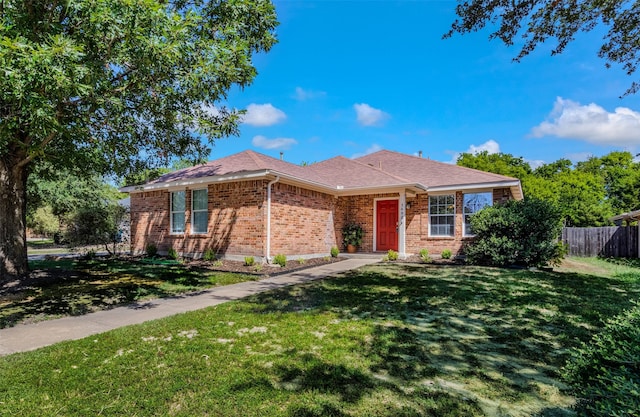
left=0, top=157, right=29, bottom=281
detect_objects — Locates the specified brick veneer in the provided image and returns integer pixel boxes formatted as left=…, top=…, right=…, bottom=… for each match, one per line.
left=130, top=180, right=514, bottom=259
left=270, top=183, right=338, bottom=255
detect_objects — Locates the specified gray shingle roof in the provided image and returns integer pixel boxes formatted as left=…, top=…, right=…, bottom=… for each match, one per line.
left=132, top=149, right=520, bottom=195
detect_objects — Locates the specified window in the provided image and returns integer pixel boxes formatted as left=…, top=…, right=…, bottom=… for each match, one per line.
left=429, top=194, right=455, bottom=236
left=463, top=192, right=493, bottom=236
left=191, top=189, right=208, bottom=234
left=170, top=191, right=186, bottom=233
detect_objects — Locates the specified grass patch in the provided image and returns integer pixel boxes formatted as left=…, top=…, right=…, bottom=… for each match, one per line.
left=1, top=259, right=639, bottom=416
left=0, top=258, right=257, bottom=329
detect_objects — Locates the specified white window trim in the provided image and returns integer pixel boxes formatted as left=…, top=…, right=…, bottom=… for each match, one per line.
left=428, top=193, right=456, bottom=237
left=170, top=190, right=186, bottom=234
left=463, top=191, right=493, bottom=237
left=191, top=188, right=208, bottom=235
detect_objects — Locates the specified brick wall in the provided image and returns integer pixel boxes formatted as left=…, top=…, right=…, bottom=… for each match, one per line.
left=270, top=183, right=338, bottom=256
left=130, top=180, right=267, bottom=257
left=130, top=182, right=516, bottom=259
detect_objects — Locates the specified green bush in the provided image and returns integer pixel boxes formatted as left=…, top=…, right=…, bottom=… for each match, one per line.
left=146, top=243, right=158, bottom=258
left=244, top=256, right=255, bottom=266
left=465, top=198, right=564, bottom=267
left=273, top=254, right=287, bottom=267
left=563, top=304, right=640, bottom=416
left=419, top=248, right=431, bottom=263
left=203, top=248, right=216, bottom=261
left=441, top=249, right=452, bottom=259
left=330, top=246, right=339, bottom=258
left=342, top=223, right=363, bottom=247
left=387, top=250, right=399, bottom=261
left=297, top=258, right=306, bottom=265
left=167, top=247, right=179, bottom=260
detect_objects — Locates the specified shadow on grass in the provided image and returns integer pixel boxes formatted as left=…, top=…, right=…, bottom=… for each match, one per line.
left=242, top=263, right=640, bottom=415
left=0, top=258, right=228, bottom=328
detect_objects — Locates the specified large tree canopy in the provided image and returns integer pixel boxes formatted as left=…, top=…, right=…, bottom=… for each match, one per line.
left=456, top=150, right=639, bottom=227
left=446, top=0, right=640, bottom=95
left=0, top=0, right=278, bottom=279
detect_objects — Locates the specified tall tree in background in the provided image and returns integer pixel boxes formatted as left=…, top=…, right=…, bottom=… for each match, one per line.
left=445, top=0, right=640, bottom=95
left=0, top=0, right=278, bottom=279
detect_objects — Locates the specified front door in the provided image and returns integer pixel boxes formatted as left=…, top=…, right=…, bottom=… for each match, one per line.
left=376, top=200, right=398, bottom=251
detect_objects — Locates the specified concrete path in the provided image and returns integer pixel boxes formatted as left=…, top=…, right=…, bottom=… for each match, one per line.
left=0, top=258, right=378, bottom=356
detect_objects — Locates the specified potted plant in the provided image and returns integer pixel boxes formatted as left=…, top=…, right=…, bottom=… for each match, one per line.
left=342, top=222, right=363, bottom=253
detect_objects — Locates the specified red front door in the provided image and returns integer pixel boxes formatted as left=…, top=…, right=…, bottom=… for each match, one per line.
left=376, top=200, right=398, bottom=251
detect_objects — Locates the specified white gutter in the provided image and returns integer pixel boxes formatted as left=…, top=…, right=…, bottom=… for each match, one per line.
left=265, top=176, right=280, bottom=263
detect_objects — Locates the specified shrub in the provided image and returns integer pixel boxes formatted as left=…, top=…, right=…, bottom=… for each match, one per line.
left=465, top=198, right=564, bottom=267
left=212, top=259, right=223, bottom=267
left=146, top=243, right=158, bottom=258
left=28, top=205, right=59, bottom=237
left=84, top=249, right=97, bottom=260
left=387, top=249, right=399, bottom=261
left=563, top=304, right=640, bottom=416
left=167, top=247, right=179, bottom=260
left=273, top=254, right=287, bottom=267
left=342, top=223, right=363, bottom=247
left=441, top=249, right=452, bottom=259
left=203, top=248, right=216, bottom=262
left=419, top=248, right=431, bottom=263
left=244, top=256, right=255, bottom=266
left=64, top=203, right=128, bottom=256
left=330, top=246, right=339, bottom=258
left=297, top=258, right=306, bottom=265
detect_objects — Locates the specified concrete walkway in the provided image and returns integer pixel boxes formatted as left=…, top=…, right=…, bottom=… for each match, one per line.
left=0, top=258, right=378, bottom=356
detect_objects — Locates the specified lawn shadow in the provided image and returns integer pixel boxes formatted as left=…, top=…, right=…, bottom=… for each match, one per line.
left=244, top=262, right=640, bottom=415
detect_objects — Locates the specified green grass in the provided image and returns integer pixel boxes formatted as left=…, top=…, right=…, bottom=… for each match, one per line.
left=1, top=258, right=639, bottom=416
left=0, top=258, right=257, bottom=329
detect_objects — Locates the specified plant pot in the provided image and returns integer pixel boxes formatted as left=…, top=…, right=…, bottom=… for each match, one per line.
left=346, top=244, right=357, bottom=253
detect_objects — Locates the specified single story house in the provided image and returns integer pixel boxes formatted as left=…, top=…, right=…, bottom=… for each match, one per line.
left=121, top=149, right=523, bottom=261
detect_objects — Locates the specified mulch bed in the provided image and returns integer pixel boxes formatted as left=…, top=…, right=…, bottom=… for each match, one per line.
left=183, top=256, right=348, bottom=277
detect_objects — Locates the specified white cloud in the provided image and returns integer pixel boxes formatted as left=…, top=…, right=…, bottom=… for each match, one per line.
left=251, top=135, right=297, bottom=150
left=293, top=87, right=326, bottom=101
left=449, top=140, right=501, bottom=163
left=351, top=143, right=383, bottom=159
left=242, top=103, right=286, bottom=127
left=526, top=159, right=546, bottom=169
left=531, top=97, right=640, bottom=146
left=354, top=103, right=390, bottom=127
left=467, top=139, right=500, bottom=155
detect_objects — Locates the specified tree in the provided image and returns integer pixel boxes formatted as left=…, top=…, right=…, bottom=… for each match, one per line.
left=445, top=0, right=640, bottom=95
left=0, top=0, right=278, bottom=279
left=456, top=151, right=532, bottom=179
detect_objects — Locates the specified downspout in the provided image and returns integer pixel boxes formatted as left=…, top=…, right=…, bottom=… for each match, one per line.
left=266, top=176, right=280, bottom=263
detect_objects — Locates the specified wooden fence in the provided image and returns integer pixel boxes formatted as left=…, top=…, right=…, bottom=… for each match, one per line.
left=561, top=226, right=639, bottom=258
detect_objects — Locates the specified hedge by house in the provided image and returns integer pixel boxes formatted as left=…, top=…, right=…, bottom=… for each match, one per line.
left=465, top=198, right=564, bottom=267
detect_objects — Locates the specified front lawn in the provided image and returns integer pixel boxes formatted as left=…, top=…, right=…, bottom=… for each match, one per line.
left=1, top=259, right=639, bottom=416
left=0, top=258, right=258, bottom=329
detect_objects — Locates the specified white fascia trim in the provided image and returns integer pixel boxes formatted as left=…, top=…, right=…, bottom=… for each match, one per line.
left=427, top=180, right=520, bottom=193
left=121, top=170, right=271, bottom=193
left=335, top=183, right=427, bottom=196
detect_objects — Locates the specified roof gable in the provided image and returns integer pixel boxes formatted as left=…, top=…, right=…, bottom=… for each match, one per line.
left=355, top=150, right=519, bottom=188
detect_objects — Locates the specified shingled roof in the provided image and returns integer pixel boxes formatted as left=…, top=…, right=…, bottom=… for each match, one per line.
left=123, top=149, right=522, bottom=198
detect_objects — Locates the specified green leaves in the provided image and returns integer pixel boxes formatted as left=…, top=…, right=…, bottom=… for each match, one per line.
left=465, top=198, right=564, bottom=267
left=564, top=303, right=640, bottom=416
left=1, top=0, right=278, bottom=174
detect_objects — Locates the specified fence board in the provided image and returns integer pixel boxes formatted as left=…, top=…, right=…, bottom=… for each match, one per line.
left=561, top=226, right=639, bottom=258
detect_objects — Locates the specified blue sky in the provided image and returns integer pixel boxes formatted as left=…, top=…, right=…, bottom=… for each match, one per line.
left=210, top=0, right=640, bottom=167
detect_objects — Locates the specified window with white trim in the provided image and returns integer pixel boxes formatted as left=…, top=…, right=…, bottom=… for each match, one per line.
left=170, top=190, right=186, bottom=233
left=191, top=188, right=208, bottom=234
left=463, top=192, right=493, bottom=236
left=429, top=194, right=455, bottom=236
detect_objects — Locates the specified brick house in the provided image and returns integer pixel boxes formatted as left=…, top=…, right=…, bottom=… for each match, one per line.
left=121, top=149, right=522, bottom=261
